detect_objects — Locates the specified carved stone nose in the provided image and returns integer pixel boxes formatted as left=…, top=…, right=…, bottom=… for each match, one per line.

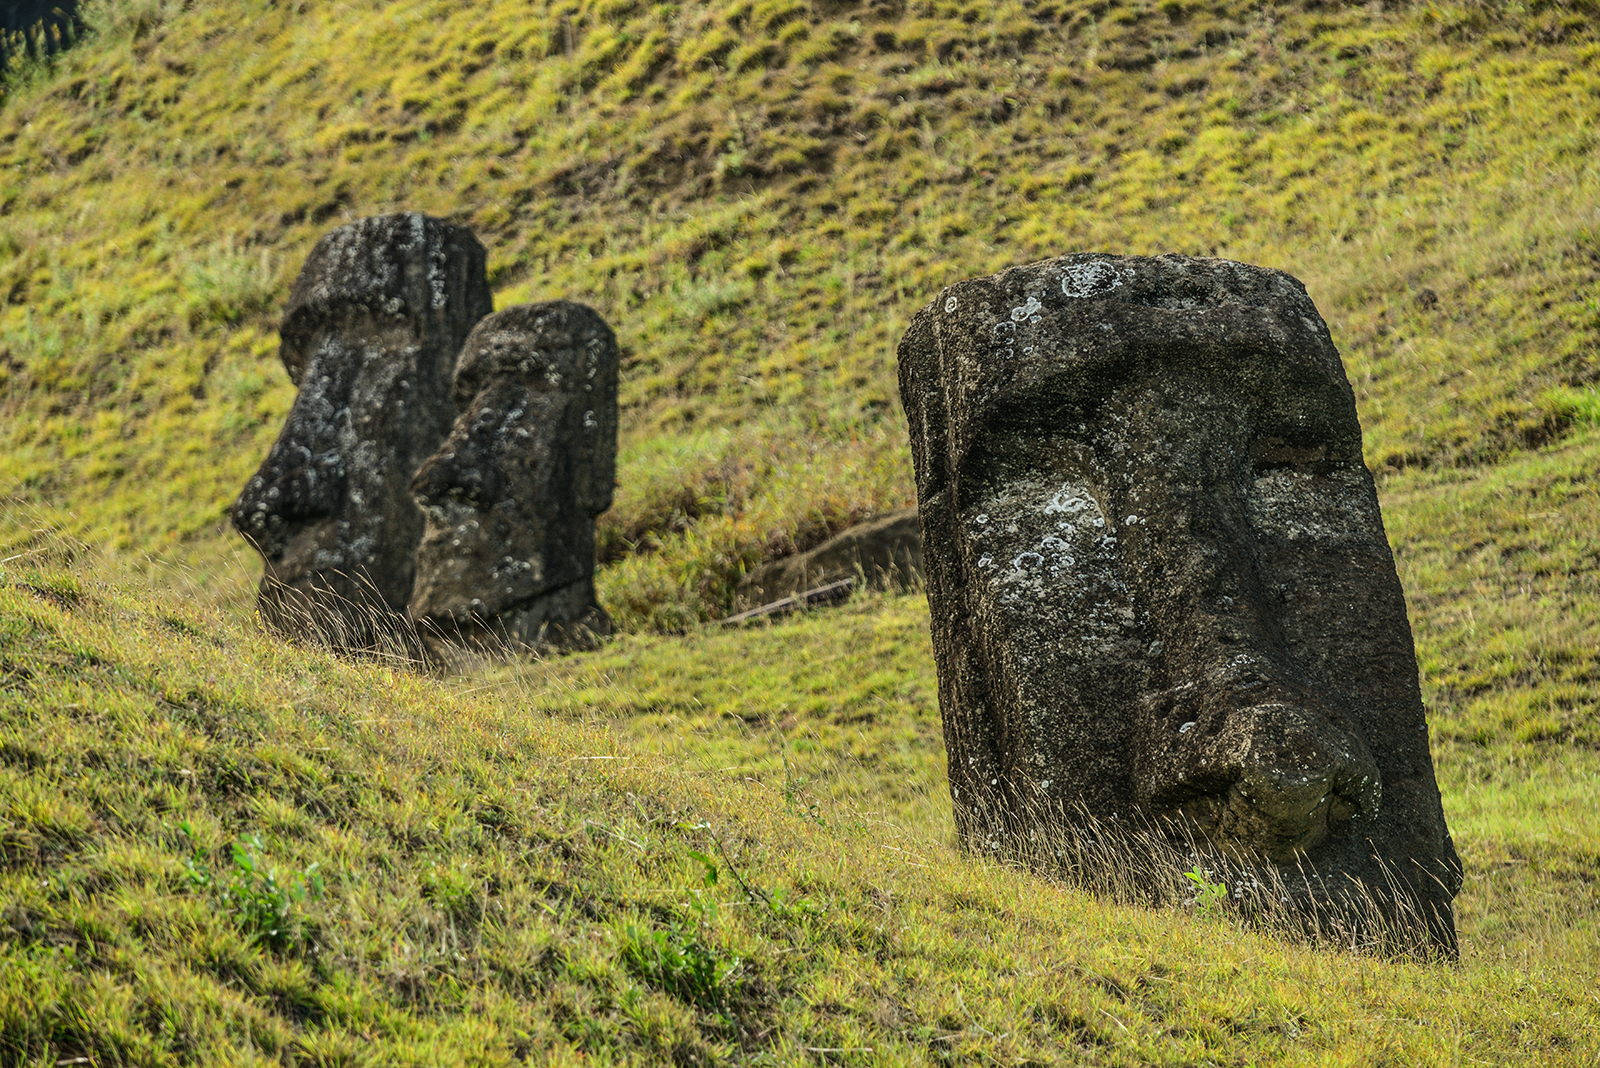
left=1136, top=660, right=1382, bottom=863
left=231, top=435, right=345, bottom=559
left=410, top=431, right=499, bottom=513
left=1220, top=697, right=1381, bottom=860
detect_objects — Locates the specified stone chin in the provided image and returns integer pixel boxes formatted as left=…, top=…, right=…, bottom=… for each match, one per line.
left=407, top=507, right=611, bottom=657
left=239, top=488, right=419, bottom=648
left=406, top=459, right=609, bottom=659
left=408, top=500, right=545, bottom=615
left=408, top=558, right=611, bottom=664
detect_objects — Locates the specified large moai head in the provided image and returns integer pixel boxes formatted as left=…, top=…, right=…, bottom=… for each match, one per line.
left=897, top=253, right=1461, bottom=952
left=231, top=213, right=492, bottom=650
left=407, top=301, right=619, bottom=661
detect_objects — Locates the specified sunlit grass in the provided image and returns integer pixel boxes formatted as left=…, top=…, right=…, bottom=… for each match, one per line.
left=1, top=541, right=1597, bottom=1063
left=2, top=0, right=1597, bottom=624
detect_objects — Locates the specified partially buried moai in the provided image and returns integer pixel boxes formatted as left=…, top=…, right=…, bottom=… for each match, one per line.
left=407, top=301, right=618, bottom=662
left=232, top=214, right=492, bottom=650
left=897, top=253, right=1461, bottom=952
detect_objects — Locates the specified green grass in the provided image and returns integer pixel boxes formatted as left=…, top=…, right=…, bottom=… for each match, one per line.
left=2, top=0, right=1598, bottom=625
left=2, top=0, right=1600, bottom=1061
left=1, top=551, right=1597, bottom=1065
left=1387, top=428, right=1600, bottom=751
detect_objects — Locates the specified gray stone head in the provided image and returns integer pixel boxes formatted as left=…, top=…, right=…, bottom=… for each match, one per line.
left=898, top=253, right=1461, bottom=952
left=231, top=213, right=492, bottom=650
left=407, top=301, right=618, bottom=659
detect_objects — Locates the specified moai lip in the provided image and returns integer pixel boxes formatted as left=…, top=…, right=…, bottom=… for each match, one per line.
left=407, top=301, right=619, bottom=664
left=231, top=213, right=492, bottom=652
left=897, top=253, right=1462, bottom=954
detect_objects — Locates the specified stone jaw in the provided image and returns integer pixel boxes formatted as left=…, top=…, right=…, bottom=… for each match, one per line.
left=898, top=252, right=1461, bottom=953
left=415, top=579, right=612, bottom=671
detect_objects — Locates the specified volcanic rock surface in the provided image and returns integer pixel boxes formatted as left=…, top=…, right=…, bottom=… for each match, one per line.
left=409, top=301, right=619, bottom=662
left=736, top=508, right=923, bottom=608
left=897, top=252, right=1461, bottom=952
left=232, top=213, right=492, bottom=650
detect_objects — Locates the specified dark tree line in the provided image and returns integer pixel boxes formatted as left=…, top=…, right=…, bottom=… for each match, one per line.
left=2, top=1, right=84, bottom=65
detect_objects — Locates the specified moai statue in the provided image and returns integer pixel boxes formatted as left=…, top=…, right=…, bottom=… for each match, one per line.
left=232, top=213, right=492, bottom=651
left=408, top=301, right=618, bottom=662
left=897, top=253, right=1462, bottom=953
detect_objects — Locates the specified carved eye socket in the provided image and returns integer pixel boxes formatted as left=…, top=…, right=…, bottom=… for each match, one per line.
left=1250, top=437, right=1331, bottom=476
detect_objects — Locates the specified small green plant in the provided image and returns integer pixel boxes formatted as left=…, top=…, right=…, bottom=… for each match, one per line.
left=687, top=848, right=720, bottom=889
left=780, top=748, right=825, bottom=826
left=616, top=839, right=748, bottom=1011
left=619, top=920, right=743, bottom=1011
left=182, top=824, right=324, bottom=951
left=420, top=858, right=479, bottom=919
left=1185, top=866, right=1229, bottom=915
left=680, top=822, right=827, bottom=930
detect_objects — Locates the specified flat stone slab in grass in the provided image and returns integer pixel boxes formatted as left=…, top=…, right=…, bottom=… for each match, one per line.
left=232, top=213, right=492, bottom=651
left=736, top=507, right=923, bottom=608
left=408, top=301, right=619, bottom=662
left=897, top=252, right=1462, bottom=953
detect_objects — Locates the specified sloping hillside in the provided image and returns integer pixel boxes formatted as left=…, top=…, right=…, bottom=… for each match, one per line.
left=2, top=0, right=1600, bottom=1062
left=1, top=0, right=1597, bottom=627
left=0, top=555, right=1596, bottom=1064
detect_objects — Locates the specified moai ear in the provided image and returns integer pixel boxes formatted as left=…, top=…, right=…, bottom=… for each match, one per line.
left=567, top=311, right=620, bottom=518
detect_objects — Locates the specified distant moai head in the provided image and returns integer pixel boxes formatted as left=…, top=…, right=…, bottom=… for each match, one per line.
left=407, top=301, right=619, bottom=661
left=231, top=213, right=492, bottom=651
left=898, top=253, right=1461, bottom=953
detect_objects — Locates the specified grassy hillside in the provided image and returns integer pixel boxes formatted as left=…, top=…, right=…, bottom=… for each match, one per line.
left=1, top=553, right=1596, bottom=1064
left=2, top=0, right=1600, bottom=1062
left=2, top=0, right=1598, bottom=626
